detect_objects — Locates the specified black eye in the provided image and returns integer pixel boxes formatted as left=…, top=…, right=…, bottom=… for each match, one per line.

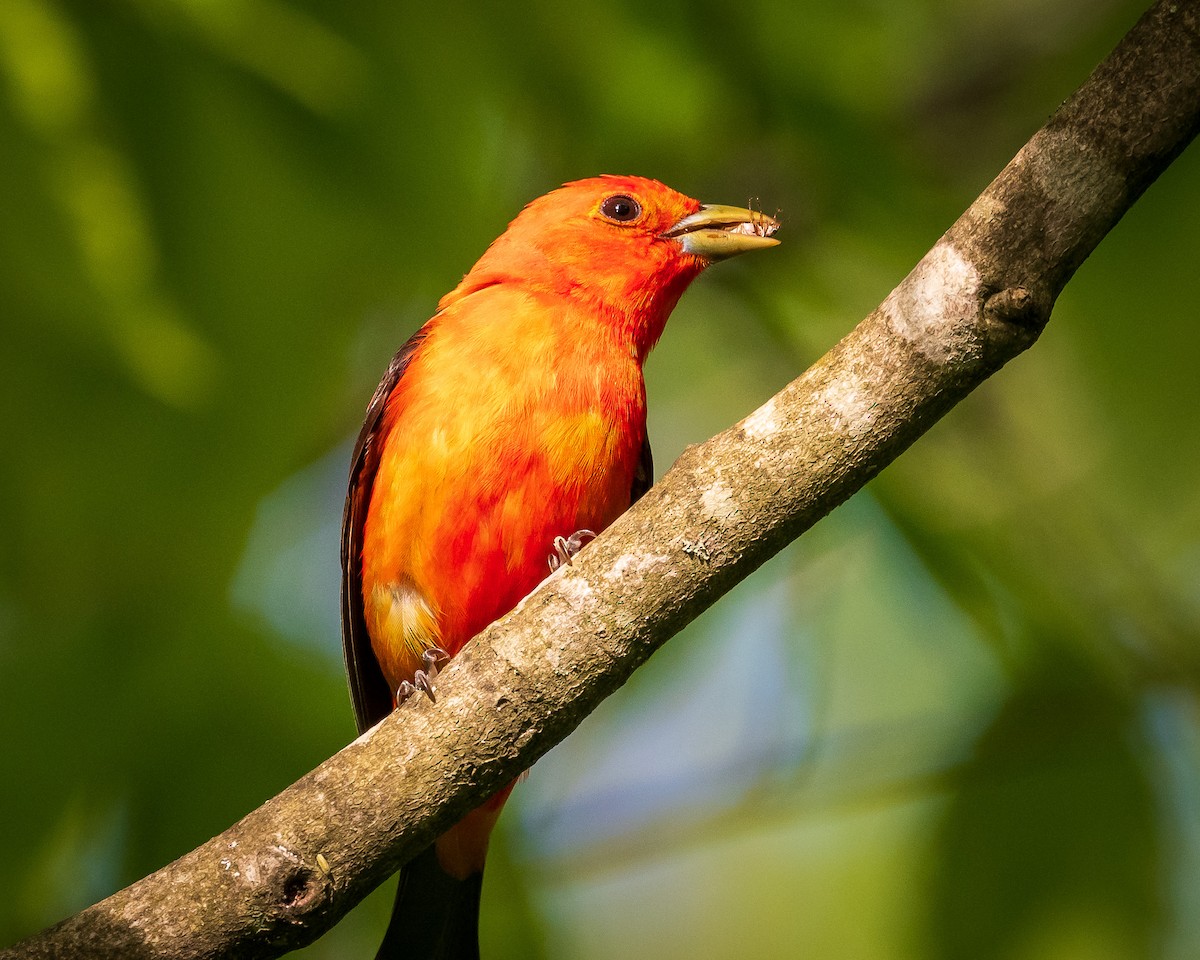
left=600, top=194, right=642, bottom=223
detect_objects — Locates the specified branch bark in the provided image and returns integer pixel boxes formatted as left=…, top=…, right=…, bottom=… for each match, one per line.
left=8, top=1, right=1200, bottom=957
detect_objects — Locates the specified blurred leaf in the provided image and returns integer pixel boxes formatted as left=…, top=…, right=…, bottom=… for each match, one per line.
left=926, top=645, right=1161, bottom=960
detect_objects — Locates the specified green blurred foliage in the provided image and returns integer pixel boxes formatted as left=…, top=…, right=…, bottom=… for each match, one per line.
left=1, top=1, right=1197, bottom=958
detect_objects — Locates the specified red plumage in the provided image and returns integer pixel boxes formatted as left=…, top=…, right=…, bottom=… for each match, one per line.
left=341, top=176, right=778, bottom=959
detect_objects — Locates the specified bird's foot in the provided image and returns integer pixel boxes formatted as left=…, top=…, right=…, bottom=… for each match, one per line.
left=395, top=647, right=450, bottom=705
left=548, top=529, right=597, bottom=572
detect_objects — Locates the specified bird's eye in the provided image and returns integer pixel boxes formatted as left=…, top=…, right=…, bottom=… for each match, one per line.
left=599, top=194, right=642, bottom=223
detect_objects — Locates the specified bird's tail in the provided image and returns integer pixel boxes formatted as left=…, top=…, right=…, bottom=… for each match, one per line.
left=374, top=787, right=513, bottom=960
left=374, top=844, right=484, bottom=960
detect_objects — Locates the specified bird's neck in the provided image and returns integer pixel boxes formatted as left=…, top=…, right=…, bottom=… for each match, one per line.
left=441, top=248, right=704, bottom=364
left=555, top=256, right=702, bottom=364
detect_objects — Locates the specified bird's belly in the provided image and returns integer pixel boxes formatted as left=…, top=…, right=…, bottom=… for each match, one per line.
left=361, top=408, right=640, bottom=690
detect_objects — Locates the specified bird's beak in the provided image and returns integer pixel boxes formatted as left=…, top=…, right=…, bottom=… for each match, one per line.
left=662, top=203, right=781, bottom=260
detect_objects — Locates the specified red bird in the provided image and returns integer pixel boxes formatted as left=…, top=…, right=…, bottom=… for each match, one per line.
left=342, top=175, right=779, bottom=959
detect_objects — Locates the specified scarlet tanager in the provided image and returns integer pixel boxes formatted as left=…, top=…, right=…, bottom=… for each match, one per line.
left=341, top=175, right=779, bottom=959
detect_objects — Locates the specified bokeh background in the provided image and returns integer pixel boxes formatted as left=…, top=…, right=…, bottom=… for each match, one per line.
left=2, top=1, right=1199, bottom=957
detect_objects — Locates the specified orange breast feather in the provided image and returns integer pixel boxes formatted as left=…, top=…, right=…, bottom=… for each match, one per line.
left=360, top=284, right=645, bottom=692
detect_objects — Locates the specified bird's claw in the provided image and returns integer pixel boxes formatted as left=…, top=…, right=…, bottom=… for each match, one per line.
left=421, top=646, right=450, bottom=674
left=396, top=647, right=451, bottom=705
left=548, top=529, right=597, bottom=571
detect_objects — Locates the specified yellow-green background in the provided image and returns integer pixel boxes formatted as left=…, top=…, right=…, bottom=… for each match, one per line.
left=1, top=1, right=1197, bottom=958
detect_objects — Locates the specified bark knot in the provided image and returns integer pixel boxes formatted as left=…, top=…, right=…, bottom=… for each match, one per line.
left=983, top=286, right=1045, bottom=332
left=259, top=846, right=332, bottom=920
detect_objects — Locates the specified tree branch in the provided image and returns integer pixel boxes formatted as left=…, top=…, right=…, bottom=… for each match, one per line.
left=7, top=1, right=1199, bottom=957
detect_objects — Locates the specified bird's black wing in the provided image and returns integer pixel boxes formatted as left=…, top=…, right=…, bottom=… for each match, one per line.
left=631, top=430, right=653, bottom=505
left=340, top=328, right=428, bottom=735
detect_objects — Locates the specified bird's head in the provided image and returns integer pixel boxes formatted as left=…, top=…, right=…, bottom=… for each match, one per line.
left=440, top=175, right=780, bottom=359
